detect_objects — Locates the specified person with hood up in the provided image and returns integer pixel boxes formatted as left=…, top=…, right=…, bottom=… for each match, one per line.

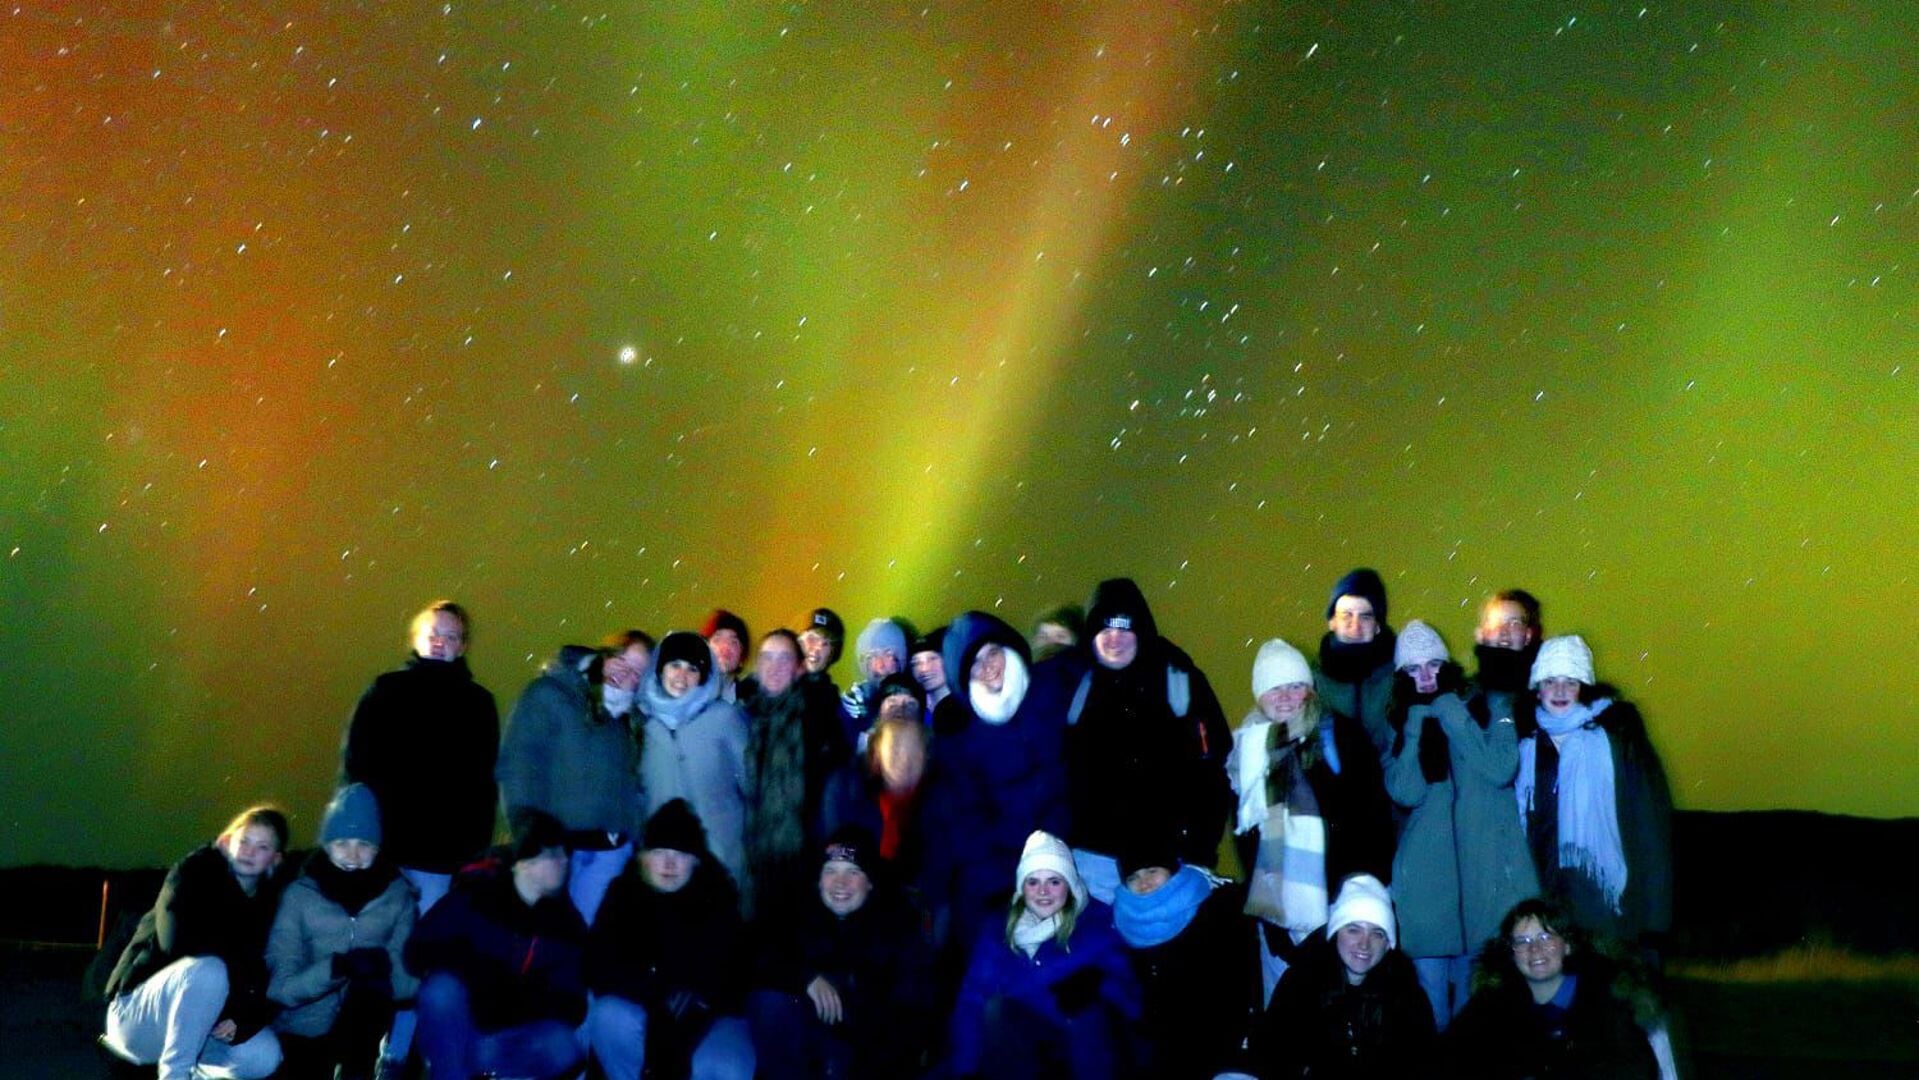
left=638, top=630, right=753, bottom=891
left=741, top=628, right=851, bottom=922
left=1384, top=619, right=1539, bottom=1028
left=587, top=799, right=755, bottom=1080
left=101, top=805, right=290, bottom=1080
left=1229, top=638, right=1393, bottom=1003
left=921, top=611, right=1077, bottom=957
left=1447, top=897, right=1661, bottom=1080
left=1516, top=635, right=1674, bottom=949
left=747, top=825, right=938, bottom=1079
left=341, top=600, right=500, bottom=915
left=704, top=609, right=751, bottom=704
left=498, top=635, right=648, bottom=926
left=1314, top=569, right=1398, bottom=758
left=838, top=617, right=913, bottom=752
left=1246, top=874, right=1437, bottom=1080
left=1110, top=832, right=1262, bottom=1080
left=947, top=830, right=1142, bottom=1080
left=267, top=784, right=419, bottom=1080
left=403, top=811, right=588, bottom=1080
left=1064, top=577, right=1232, bottom=901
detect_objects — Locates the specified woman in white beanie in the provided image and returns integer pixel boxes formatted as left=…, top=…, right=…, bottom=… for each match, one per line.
left=1247, top=873, right=1437, bottom=1078
left=1384, top=619, right=1539, bottom=1029
left=1515, top=636, right=1673, bottom=949
left=1228, top=638, right=1393, bottom=1003
left=945, top=829, right=1142, bottom=1079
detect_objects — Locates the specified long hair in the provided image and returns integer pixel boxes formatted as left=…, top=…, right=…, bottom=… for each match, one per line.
left=217, top=805, right=290, bottom=873
left=1005, top=885, right=1081, bottom=952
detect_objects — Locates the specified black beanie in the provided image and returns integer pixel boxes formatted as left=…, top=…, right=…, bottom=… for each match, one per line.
left=873, top=671, right=928, bottom=717
left=912, top=626, right=946, bottom=659
left=655, top=630, right=713, bottom=682
left=1117, top=830, right=1183, bottom=882
left=1326, top=567, right=1389, bottom=626
left=820, top=823, right=878, bottom=876
left=509, top=809, right=570, bottom=863
left=642, top=798, right=708, bottom=855
left=702, top=608, right=749, bottom=643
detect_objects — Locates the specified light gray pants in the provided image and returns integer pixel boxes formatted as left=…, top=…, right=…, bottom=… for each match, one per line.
left=104, top=956, right=281, bottom=1080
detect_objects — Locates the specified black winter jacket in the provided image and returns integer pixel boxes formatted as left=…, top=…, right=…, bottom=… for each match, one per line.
left=1249, top=932, right=1438, bottom=1080
left=104, top=844, right=285, bottom=1042
left=1126, top=882, right=1262, bottom=1079
left=1448, top=956, right=1659, bottom=1080
left=342, top=655, right=499, bottom=872
left=403, top=860, right=588, bottom=1031
left=585, top=861, right=748, bottom=1017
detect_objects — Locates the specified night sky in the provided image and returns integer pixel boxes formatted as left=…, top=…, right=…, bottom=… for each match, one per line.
left=3, top=3, right=1913, bottom=868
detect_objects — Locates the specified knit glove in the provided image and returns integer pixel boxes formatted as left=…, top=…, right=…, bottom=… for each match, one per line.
left=1048, top=967, right=1105, bottom=1016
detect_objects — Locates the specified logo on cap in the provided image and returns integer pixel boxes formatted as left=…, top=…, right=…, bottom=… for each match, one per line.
left=1104, top=615, right=1133, bottom=631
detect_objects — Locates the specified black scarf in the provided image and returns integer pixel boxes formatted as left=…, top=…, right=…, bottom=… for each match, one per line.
left=1473, top=643, right=1539, bottom=694
left=305, top=852, right=397, bottom=916
left=1319, top=631, right=1395, bottom=685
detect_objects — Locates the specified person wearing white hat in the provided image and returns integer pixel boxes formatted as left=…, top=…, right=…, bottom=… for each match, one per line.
left=1516, top=636, right=1674, bottom=948
left=1228, top=638, right=1394, bottom=1004
left=945, top=830, right=1142, bottom=1078
left=1247, top=873, right=1436, bottom=1078
left=1385, top=619, right=1539, bottom=1029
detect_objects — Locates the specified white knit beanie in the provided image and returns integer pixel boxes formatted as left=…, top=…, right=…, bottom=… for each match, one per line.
left=1013, top=830, right=1088, bottom=913
left=1252, top=638, right=1313, bottom=700
left=1327, top=873, right=1397, bottom=949
left=1393, top=619, right=1450, bottom=671
left=1530, top=634, right=1596, bottom=688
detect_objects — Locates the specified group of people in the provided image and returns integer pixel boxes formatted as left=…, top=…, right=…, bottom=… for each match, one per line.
left=96, top=569, right=1676, bottom=1079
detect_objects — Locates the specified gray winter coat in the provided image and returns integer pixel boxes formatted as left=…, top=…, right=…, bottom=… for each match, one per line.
left=639, top=658, right=751, bottom=889
left=266, top=867, right=419, bottom=1038
left=1385, top=692, right=1539, bottom=958
left=499, top=645, right=644, bottom=839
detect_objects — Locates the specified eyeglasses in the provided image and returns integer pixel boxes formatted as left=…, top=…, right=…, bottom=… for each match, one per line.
left=1510, top=930, right=1560, bottom=951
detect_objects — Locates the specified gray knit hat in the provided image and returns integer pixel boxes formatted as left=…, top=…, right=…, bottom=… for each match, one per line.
left=320, top=783, right=382, bottom=846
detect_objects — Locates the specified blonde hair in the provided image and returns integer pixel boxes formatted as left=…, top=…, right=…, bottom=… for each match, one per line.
left=217, top=805, right=290, bottom=854
left=1004, top=884, right=1080, bottom=951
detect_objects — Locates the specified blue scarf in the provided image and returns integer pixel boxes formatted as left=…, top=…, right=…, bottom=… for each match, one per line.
left=1113, top=865, right=1213, bottom=948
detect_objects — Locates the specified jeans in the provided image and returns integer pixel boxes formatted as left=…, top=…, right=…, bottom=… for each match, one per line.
left=978, top=995, right=1125, bottom=1080
left=1414, top=954, right=1475, bottom=1030
left=587, top=993, right=755, bottom=1080
left=414, top=971, right=584, bottom=1080
left=1070, top=849, right=1122, bottom=907
left=745, top=989, right=853, bottom=1080
left=385, top=866, right=453, bottom=1066
left=568, top=842, right=633, bottom=927
left=103, top=956, right=282, bottom=1080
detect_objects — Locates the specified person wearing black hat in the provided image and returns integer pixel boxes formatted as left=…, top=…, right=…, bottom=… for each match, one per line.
left=704, top=609, right=751, bottom=704
left=1110, top=834, right=1262, bottom=1080
left=587, top=800, right=755, bottom=1080
left=746, top=826, right=937, bottom=1079
left=404, top=811, right=589, bottom=1080
left=1316, top=568, right=1399, bottom=758
left=638, top=630, right=753, bottom=890
left=798, top=607, right=846, bottom=678
left=1063, top=577, right=1233, bottom=904
left=267, top=785, right=419, bottom=1080
left=910, top=628, right=952, bottom=713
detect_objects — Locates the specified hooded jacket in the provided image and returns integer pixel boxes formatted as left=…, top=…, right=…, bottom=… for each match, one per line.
left=104, top=844, right=286, bottom=1042
left=267, top=855, right=420, bottom=1038
left=342, top=655, right=500, bottom=872
left=1067, top=578, right=1233, bottom=866
left=403, top=857, right=589, bottom=1032
left=638, top=645, right=752, bottom=889
left=922, top=612, right=1076, bottom=948
left=499, top=645, right=644, bottom=843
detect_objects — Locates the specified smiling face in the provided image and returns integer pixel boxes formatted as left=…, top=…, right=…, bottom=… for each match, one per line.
left=1538, top=676, right=1583, bottom=715
left=819, top=859, right=872, bottom=917
left=1477, top=599, right=1538, bottom=650
left=970, top=643, right=1007, bottom=693
left=1329, top=596, right=1379, bottom=644
left=1334, top=921, right=1389, bottom=983
left=661, top=659, right=703, bottom=698
left=799, top=630, right=834, bottom=674
left=1258, top=683, right=1313, bottom=730
left=325, top=838, right=378, bottom=872
left=1093, top=626, right=1139, bottom=669
left=1124, top=866, right=1172, bottom=896
left=1022, top=870, right=1069, bottom=919
left=1510, top=915, right=1570, bottom=986
left=910, top=649, right=947, bottom=694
